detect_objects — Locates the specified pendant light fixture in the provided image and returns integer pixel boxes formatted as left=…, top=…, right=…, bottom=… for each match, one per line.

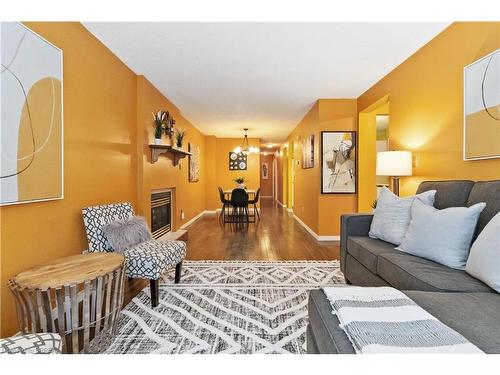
left=233, top=128, right=259, bottom=155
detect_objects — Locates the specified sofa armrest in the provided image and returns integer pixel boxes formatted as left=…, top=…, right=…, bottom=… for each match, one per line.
left=340, top=213, right=374, bottom=273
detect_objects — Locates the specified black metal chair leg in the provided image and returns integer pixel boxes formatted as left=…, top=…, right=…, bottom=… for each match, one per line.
left=254, top=204, right=260, bottom=219
left=150, top=279, right=159, bottom=307
left=175, top=261, right=183, bottom=283
left=219, top=204, right=224, bottom=222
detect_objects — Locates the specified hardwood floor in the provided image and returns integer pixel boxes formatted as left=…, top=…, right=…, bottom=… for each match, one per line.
left=187, top=197, right=340, bottom=261
left=123, top=197, right=340, bottom=306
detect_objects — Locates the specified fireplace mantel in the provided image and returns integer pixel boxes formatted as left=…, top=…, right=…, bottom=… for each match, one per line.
left=149, top=145, right=191, bottom=166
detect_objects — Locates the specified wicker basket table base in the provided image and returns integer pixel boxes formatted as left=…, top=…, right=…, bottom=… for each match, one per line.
left=9, top=253, right=125, bottom=354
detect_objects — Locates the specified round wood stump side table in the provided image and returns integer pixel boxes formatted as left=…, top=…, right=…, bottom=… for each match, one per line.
left=8, top=253, right=125, bottom=354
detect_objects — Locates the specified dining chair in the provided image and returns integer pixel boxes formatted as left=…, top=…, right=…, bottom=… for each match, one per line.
left=230, top=188, right=249, bottom=224
left=248, top=187, right=261, bottom=220
left=218, top=187, right=231, bottom=223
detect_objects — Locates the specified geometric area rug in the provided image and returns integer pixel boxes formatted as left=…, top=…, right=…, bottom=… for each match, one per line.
left=104, top=261, right=345, bottom=354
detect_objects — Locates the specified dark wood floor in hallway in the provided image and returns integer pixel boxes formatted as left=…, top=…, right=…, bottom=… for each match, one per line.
left=123, top=198, right=340, bottom=306
left=186, top=197, right=340, bottom=261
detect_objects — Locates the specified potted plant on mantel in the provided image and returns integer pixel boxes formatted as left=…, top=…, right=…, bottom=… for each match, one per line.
left=152, top=110, right=166, bottom=145
left=175, top=129, right=186, bottom=149
left=233, top=177, right=247, bottom=189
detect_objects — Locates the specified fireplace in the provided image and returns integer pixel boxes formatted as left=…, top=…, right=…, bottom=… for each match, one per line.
left=151, top=189, right=172, bottom=239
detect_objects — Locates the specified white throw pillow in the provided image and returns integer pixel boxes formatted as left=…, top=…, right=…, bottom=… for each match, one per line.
left=368, top=187, right=436, bottom=245
left=397, top=200, right=486, bottom=270
left=465, top=212, right=500, bottom=292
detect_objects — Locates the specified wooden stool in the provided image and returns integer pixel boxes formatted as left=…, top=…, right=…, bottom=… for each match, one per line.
left=8, top=253, right=125, bottom=354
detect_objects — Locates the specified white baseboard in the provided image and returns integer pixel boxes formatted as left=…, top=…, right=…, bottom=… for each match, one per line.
left=287, top=208, right=293, bottom=213
left=276, top=200, right=286, bottom=208
left=180, top=210, right=216, bottom=229
left=317, top=235, right=341, bottom=241
left=292, top=214, right=340, bottom=242
left=261, top=195, right=273, bottom=198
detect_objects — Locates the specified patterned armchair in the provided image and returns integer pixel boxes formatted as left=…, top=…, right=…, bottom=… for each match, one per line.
left=0, top=333, right=62, bottom=354
left=82, top=202, right=186, bottom=307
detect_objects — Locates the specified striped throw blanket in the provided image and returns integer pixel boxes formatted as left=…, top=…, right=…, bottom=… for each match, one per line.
left=322, top=286, right=483, bottom=353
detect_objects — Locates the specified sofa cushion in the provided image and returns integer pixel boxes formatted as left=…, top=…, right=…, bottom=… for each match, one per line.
left=307, top=290, right=355, bottom=354
left=377, top=252, right=493, bottom=293
left=403, top=291, right=500, bottom=354
left=416, top=180, right=474, bottom=209
left=466, top=180, right=500, bottom=239
left=345, top=254, right=390, bottom=287
left=347, top=236, right=399, bottom=273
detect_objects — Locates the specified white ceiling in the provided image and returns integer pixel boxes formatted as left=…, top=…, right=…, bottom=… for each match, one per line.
left=83, top=22, right=449, bottom=143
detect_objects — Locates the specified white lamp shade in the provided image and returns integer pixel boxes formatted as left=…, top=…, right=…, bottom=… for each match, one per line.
left=376, top=151, right=413, bottom=176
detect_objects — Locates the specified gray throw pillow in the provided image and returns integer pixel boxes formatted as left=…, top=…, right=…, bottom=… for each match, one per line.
left=102, top=216, right=152, bottom=253
left=369, top=187, right=436, bottom=245
left=397, top=200, right=486, bottom=270
left=465, top=212, right=500, bottom=292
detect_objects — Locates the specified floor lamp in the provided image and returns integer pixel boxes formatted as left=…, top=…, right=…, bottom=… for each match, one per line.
left=376, top=151, right=413, bottom=196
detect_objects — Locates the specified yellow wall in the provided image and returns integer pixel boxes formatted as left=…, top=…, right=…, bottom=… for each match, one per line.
left=318, top=99, right=358, bottom=236
left=136, top=76, right=207, bottom=229
left=358, top=99, right=389, bottom=212
left=285, top=99, right=357, bottom=236
left=204, top=136, right=218, bottom=211
left=358, top=22, right=500, bottom=196
left=1, top=23, right=139, bottom=336
left=277, top=146, right=288, bottom=206
left=287, top=102, right=320, bottom=232
left=214, top=138, right=261, bottom=193
left=0, top=24, right=214, bottom=337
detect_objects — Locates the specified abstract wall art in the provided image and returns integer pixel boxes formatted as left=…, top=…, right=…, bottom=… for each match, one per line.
left=188, top=143, right=200, bottom=182
left=1, top=22, right=63, bottom=205
left=261, top=162, right=269, bottom=179
left=228, top=152, right=247, bottom=170
left=464, top=49, right=500, bottom=160
left=321, top=131, right=356, bottom=194
left=301, top=134, right=314, bottom=169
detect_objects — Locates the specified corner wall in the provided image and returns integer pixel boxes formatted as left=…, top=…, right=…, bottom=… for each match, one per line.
left=136, top=76, right=207, bottom=229
left=357, top=22, right=500, bottom=196
left=285, top=99, right=357, bottom=237
left=1, top=22, right=139, bottom=336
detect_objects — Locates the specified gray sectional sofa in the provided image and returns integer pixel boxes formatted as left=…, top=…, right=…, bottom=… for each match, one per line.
left=307, top=180, right=500, bottom=354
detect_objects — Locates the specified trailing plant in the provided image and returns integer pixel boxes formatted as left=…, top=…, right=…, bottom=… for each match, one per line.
left=175, top=129, right=186, bottom=147
left=163, top=111, right=175, bottom=138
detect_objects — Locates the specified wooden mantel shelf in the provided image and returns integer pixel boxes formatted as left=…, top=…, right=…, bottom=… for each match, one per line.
left=149, top=144, right=191, bottom=166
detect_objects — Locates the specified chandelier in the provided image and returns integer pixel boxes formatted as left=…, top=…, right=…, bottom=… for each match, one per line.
left=233, top=128, right=259, bottom=155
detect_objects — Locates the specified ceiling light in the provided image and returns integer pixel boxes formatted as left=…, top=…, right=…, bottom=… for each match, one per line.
left=233, top=128, right=259, bottom=155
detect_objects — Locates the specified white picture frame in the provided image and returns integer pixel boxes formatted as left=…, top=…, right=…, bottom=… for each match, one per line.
left=463, top=48, right=500, bottom=161
left=1, top=22, right=64, bottom=206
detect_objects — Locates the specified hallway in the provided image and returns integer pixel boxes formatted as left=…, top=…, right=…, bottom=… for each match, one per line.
left=186, top=198, right=340, bottom=261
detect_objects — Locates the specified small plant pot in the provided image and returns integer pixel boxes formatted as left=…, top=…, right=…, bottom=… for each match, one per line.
left=154, top=138, right=162, bottom=145
left=176, top=143, right=183, bottom=149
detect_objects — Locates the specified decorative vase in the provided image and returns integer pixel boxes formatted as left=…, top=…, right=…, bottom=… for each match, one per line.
left=237, top=183, right=245, bottom=189
left=154, top=138, right=162, bottom=145
left=176, top=142, right=182, bottom=148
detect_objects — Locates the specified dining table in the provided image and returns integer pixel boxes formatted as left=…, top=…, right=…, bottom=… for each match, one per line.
left=223, top=189, right=256, bottom=199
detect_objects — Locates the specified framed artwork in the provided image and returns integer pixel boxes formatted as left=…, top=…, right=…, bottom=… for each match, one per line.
left=302, top=134, right=314, bottom=169
left=188, top=143, right=200, bottom=182
left=228, top=152, right=247, bottom=170
left=1, top=22, right=64, bottom=206
left=464, top=49, right=500, bottom=160
left=261, top=162, right=269, bottom=179
left=321, top=131, right=356, bottom=194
